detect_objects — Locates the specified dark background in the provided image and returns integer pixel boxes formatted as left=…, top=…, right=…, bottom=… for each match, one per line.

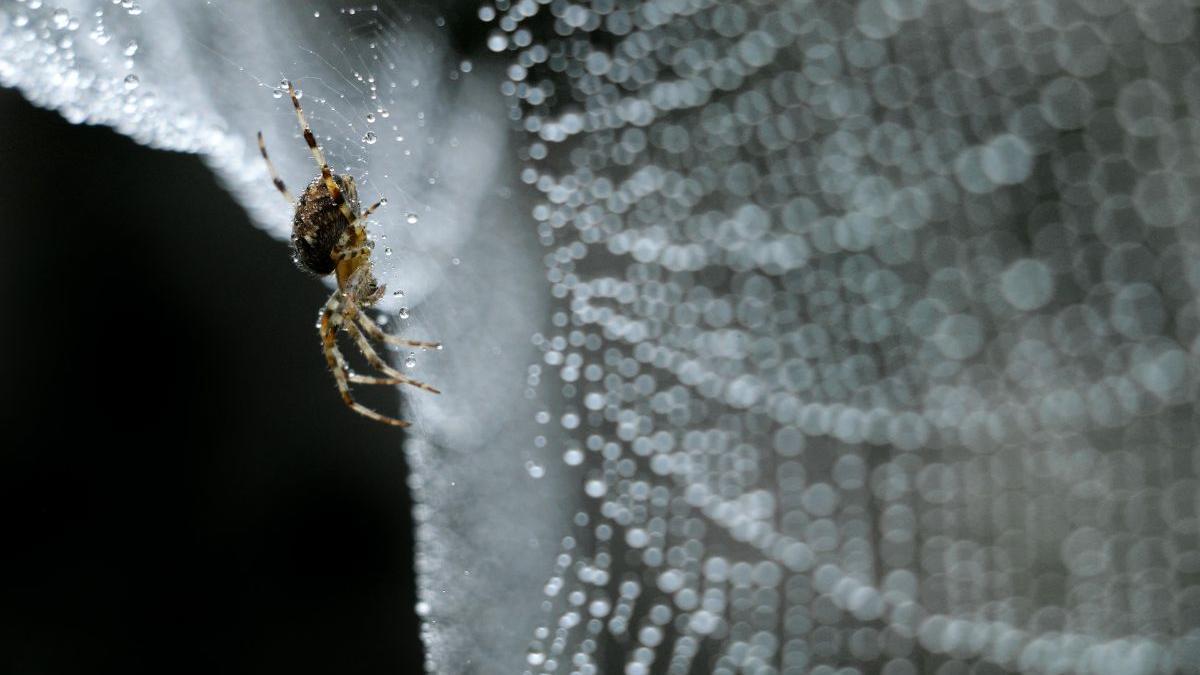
left=0, top=88, right=426, bottom=673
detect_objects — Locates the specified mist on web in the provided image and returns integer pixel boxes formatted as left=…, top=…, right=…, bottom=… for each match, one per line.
left=3, top=0, right=1199, bottom=673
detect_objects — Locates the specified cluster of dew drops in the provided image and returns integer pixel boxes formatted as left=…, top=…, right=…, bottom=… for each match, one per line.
left=474, top=0, right=1200, bottom=673
left=12, top=1, right=147, bottom=113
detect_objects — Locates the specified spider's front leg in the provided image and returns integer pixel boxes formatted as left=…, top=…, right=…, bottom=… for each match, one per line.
left=342, top=265, right=441, bottom=350
left=357, top=311, right=441, bottom=351
left=319, top=295, right=412, bottom=427
left=328, top=339, right=412, bottom=387
left=361, top=199, right=386, bottom=220
left=343, top=318, right=441, bottom=394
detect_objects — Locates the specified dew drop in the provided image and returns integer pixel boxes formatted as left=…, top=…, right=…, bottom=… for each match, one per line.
left=585, top=479, right=607, bottom=498
left=123, top=39, right=137, bottom=56
left=123, top=74, right=139, bottom=91
left=404, top=353, right=417, bottom=368
left=398, top=307, right=410, bottom=319
left=383, top=246, right=393, bottom=256
left=487, top=32, right=508, bottom=52
left=526, top=461, right=545, bottom=479
left=406, top=212, right=419, bottom=224
left=526, top=647, right=546, bottom=667
left=272, top=88, right=283, bottom=98
left=313, top=10, right=320, bottom=17
left=362, top=131, right=377, bottom=144
left=366, top=112, right=376, bottom=123
left=52, top=8, right=69, bottom=29
left=392, top=289, right=405, bottom=298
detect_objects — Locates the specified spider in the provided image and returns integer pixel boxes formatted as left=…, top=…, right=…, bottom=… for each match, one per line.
left=256, top=80, right=439, bottom=427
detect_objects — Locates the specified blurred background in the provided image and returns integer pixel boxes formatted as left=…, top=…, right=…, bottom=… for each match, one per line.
left=0, top=88, right=425, bottom=673
left=4, top=0, right=1200, bottom=673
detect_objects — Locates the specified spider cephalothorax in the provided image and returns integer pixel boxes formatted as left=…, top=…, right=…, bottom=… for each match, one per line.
left=256, top=80, right=439, bottom=427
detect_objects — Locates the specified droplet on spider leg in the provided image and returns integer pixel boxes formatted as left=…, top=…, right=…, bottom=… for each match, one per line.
left=404, top=353, right=417, bottom=368
left=398, top=307, right=410, bottom=319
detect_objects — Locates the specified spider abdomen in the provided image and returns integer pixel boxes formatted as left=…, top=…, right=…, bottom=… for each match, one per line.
left=291, top=175, right=360, bottom=275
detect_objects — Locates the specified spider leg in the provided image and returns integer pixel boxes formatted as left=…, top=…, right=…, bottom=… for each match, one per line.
left=349, top=374, right=408, bottom=386
left=333, top=243, right=373, bottom=263
left=361, top=198, right=386, bottom=220
left=356, top=310, right=442, bottom=350
left=287, top=80, right=358, bottom=225
left=343, top=318, right=442, bottom=394
left=256, top=131, right=294, bottom=207
left=319, top=298, right=412, bottom=427
left=326, top=333, right=409, bottom=386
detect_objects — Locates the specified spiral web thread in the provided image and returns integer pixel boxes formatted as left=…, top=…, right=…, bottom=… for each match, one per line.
left=496, top=0, right=1200, bottom=673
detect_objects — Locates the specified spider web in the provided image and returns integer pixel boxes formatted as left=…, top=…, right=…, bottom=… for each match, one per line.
left=3, top=1, right=1200, bottom=674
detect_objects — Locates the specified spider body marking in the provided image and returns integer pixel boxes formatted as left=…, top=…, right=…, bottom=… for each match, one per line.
left=256, top=80, right=439, bottom=428
left=293, top=174, right=359, bottom=276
